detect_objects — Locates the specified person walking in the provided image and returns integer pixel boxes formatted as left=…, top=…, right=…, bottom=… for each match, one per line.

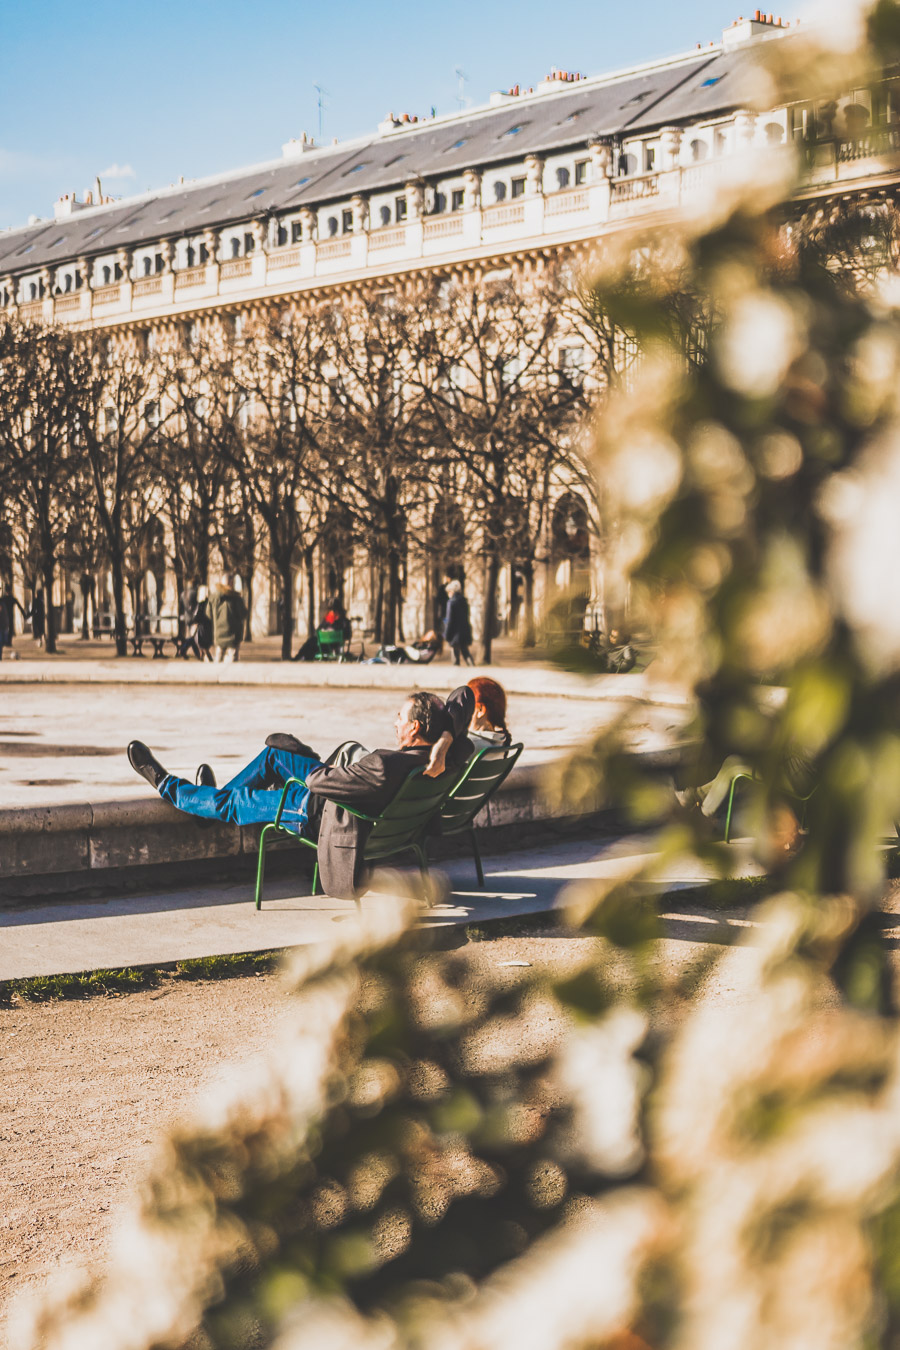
left=443, top=578, right=474, bottom=666
left=210, top=574, right=247, bottom=663
left=28, top=591, right=45, bottom=649
left=0, top=589, right=25, bottom=660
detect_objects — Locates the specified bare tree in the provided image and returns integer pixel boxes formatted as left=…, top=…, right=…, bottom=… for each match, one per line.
left=322, top=291, right=437, bottom=645
left=419, top=273, right=584, bottom=662
left=64, top=332, right=172, bottom=655
left=0, top=319, right=81, bottom=653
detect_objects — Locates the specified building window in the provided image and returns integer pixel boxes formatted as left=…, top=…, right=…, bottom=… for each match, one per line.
left=276, top=224, right=287, bottom=247
left=342, top=209, right=353, bottom=234
left=451, top=188, right=465, bottom=211
left=556, top=166, right=571, bottom=189
left=645, top=146, right=656, bottom=171
left=244, top=232, right=255, bottom=253
left=510, top=176, right=526, bottom=198
left=714, top=127, right=728, bottom=156
left=764, top=121, right=785, bottom=145
left=186, top=244, right=196, bottom=265
left=559, top=345, right=586, bottom=386
left=102, top=265, right=111, bottom=284
left=690, top=139, right=708, bottom=162
left=154, top=253, right=163, bottom=273
left=199, top=242, right=209, bottom=263
left=432, top=191, right=446, bottom=213
left=395, top=196, right=407, bottom=221
left=231, top=237, right=241, bottom=258
left=494, top=180, right=507, bottom=202
left=114, top=262, right=123, bottom=280
left=29, top=282, right=37, bottom=299
left=618, top=153, right=637, bottom=176
left=327, top=216, right=339, bottom=236
left=380, top=204, right=392, bottom=226
left=63, top=274, right=72, bottom=293
left=143, top=256, right=152, bottom=276
left=574, top=159, right=589, bottom=184
left=291, top=220, right=303, bottom=243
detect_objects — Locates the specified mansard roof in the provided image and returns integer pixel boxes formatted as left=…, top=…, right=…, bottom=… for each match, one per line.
left=0, top=37, right=771, bottom=276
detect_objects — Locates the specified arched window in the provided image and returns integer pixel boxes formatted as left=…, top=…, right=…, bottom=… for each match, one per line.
left=29, top=282, right=37, bottom=299
left=186, top=244, right=196, bottom=266
left=556, top=166, right=571, bottom=189
left=102, top=265, right=111, bottom=284
left=143, top=256, right=152, bottom=276
left=230, top=237, right=241, bottom=258
left=380, top=205, right=391, bottom=226
left=690, top=139, right=709, bottom=163
left=764, top=121, right=785, bottom=145
left=327, top=216, right=339, bottom=236
left=63, top=274, right=72, bottom=293
left=493, top=180, right=507, bottom=202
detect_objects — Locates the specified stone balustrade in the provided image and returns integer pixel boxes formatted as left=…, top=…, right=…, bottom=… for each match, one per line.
left=6, top=145, right=898, bottom=329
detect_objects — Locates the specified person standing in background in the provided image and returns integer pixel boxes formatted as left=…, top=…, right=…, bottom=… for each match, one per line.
left=210, top=573, right=247, bottom=663
left=443, top=578, right=474, bottom=667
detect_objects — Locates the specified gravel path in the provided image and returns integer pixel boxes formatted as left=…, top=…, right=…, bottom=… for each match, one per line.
left=0, top=921, right=759, bottom=1333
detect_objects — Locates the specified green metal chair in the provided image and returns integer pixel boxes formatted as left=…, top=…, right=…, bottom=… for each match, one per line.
left=436, top=742, right=524, bottom=886
left=254, top=765, right=458, bottom=909
left=314, top=627, right=347, bottom=661
left=724, top=770, right=816, bottom=843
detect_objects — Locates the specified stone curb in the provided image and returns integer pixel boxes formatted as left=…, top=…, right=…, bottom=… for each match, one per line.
left=0, top=761, right=590, bottom=899
left=0, top=659, right=691, bottom=706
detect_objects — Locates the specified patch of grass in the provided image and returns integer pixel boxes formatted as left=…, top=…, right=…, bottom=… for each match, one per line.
left=465, top=912, right=562, bottom=942
left=0, top=950, right=284, bottom=1008
left=658, top=875, right=774, bottom=912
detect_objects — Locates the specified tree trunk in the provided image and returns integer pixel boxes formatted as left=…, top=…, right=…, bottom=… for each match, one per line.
left=522, top=561, right=536, bottom=648
left=242, top=574, right=253, bottom=643
left=42, top=562, right=56, bottom=654
left=373, top=564, right=385, bottom=645
left=279, top=562, right=293, bottom=661
left=304, top=545, right=316, bottom=643
left=80, top=574, right=93, bottom=640
left=111, top=555, right=128, bottom=657
left=481, top=551, right=501, bottom=664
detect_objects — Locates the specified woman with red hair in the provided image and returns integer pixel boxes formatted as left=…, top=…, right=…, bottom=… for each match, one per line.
left=467, top=676, right=511, bottom=749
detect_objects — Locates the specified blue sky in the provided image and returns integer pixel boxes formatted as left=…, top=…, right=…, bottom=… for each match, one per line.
left=1, top=0, right=744, bottom=231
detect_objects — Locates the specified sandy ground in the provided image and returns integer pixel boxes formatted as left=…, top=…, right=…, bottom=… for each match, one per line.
left=0, top=920, right=758, bottom=1333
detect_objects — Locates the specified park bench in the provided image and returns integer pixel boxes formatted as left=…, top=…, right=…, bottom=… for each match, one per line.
left=254, top=764, right=458, bottom=909
left=434, top=742, right=524, bottom=886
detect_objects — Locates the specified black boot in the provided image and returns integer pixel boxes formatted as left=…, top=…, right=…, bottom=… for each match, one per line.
left=195, top=763, right=217, bottom=787
left=127, top=740, right=167, bottom=790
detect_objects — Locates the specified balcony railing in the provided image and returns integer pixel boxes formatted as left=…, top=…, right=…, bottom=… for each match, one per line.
left=133, top=276, right=163, bottom=297
left=610, top=173, right=659, bottom=203
left=423, top=216, right=465, bottom=238
left=266, top=247, right=302, bottom=271
left=317, top=238, right=352, bottom=260
left=544, top=187, right=589, bottom=215
left=55, top=293, right=83, bottom=314
left=369, top=226, right=407, bottom=250
left=93, top=284, right=121, bottom=306
left=174, top=265, right=208, bottom=289
left=19, top=301, right=43, bottom=322
left=482, top=201, right=526, bottom=228
left=220, top=258, right=252, bottom=279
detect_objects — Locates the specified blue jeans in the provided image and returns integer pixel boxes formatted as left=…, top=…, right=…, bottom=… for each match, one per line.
left=159, top=747, right=324, bottom=828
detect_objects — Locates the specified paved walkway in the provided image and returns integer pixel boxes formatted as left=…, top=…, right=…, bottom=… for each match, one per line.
left=0, top=836, right=757, bottom=981
left=0, top=672, right=689, bottom=811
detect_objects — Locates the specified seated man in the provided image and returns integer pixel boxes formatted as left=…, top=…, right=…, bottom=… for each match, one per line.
left=127, top=687, right=475, bottom=897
